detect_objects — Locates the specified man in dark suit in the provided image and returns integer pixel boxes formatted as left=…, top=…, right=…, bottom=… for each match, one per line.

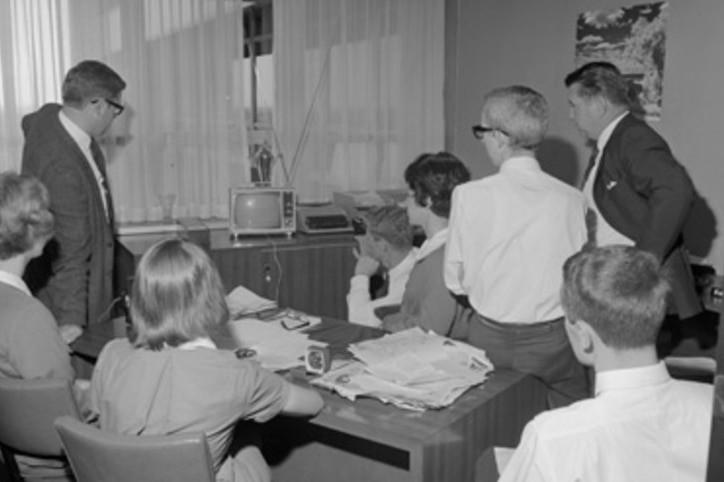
left=21, top=60, right=126, bottom=342
left=564, top=61, right=701, bottom=319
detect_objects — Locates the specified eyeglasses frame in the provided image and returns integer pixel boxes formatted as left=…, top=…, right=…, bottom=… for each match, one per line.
left=471, top=124, right=508, bottom=140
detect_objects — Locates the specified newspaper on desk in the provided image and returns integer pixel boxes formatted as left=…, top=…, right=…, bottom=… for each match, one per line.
left=312, top=328, right=494, bottom=411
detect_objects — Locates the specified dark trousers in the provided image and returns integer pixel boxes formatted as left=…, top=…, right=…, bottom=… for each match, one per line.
left=467, top=313, right=590, bottom=408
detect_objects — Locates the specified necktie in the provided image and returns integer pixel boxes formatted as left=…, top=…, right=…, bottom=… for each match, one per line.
left=581, top=145, right=599, bottom=189
left=90, top=140, right=115, bottom=227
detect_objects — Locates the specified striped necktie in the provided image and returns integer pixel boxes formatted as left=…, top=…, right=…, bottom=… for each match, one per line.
left=581, top=145, right=599, bottom=189
left=89, top=139, right=115, bottom=227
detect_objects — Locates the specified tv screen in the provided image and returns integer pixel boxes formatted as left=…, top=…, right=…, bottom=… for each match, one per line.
left=233, top=191, right=281, bottom=229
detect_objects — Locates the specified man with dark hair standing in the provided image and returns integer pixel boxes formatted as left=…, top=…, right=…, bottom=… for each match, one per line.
left=21, top=60, right=127, bottom=342
left=499, top=246, right=712, bottom=482
left=564, top=61, right=700, bottom=320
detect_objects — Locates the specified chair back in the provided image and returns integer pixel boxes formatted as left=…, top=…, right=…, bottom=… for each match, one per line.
left=54, top=416, right=216, bottom=482
left=0, top=377, right=81, bottom=456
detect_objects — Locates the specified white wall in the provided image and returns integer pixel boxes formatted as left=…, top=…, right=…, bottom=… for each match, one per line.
left=445, top=0, right=724, bottom=271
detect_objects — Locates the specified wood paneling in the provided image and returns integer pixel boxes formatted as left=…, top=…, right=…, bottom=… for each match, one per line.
left=117, top=230, right=357, bottom=319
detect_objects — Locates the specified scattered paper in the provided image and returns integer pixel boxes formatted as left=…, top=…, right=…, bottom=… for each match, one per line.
left=226, top=285, right=277, bottom=317
left=229, top=318, right=326, bottom=372
left=312, top=328, right=493, bottom=411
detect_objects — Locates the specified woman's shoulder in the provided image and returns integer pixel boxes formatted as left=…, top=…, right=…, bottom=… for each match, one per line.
left=97, top=338, right=134, bottom=362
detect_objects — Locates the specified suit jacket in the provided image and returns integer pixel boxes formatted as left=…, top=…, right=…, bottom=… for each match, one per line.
left=21, top=104, right=115, bottom=327
left=592, top=113, right=701, bottom=318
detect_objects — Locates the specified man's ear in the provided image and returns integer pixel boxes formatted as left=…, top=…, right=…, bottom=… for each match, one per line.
left=590, top=96, right=609, bottom=119
left=577, top=320, right=596, bottom=355
left=86, top=98, right=105, bottom=119
left=566, top=317, right=595, bottom=358
left=494, top=129, right=509, bottom=150
left=28, top=237, right=48, bottom=259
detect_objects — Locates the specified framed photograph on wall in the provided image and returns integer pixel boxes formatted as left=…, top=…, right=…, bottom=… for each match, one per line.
left=575, top=2, right=669, bottom=121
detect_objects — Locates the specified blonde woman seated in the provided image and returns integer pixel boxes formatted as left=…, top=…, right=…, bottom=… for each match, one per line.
left=0, top=172, right=78, bottom=479
left=0, top=172, right=74, bottom=380
left=90, top=238, right=323, bottom=482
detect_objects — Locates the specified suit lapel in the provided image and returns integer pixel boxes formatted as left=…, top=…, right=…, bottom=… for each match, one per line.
left=51, top=115, right=112, bottom=230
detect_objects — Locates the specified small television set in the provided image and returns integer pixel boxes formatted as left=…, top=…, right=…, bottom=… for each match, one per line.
left=229, top=187, right=296, bottom=238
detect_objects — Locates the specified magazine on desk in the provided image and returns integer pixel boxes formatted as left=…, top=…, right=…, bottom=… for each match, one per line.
left=311, top=328, right=494, bottom=411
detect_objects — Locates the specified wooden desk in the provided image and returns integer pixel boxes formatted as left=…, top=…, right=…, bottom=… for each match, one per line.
left=72, top=319, right=546, bottom=482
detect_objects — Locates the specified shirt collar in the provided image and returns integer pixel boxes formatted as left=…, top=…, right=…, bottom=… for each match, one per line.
left=597, top=111, right=629, bottom=152
left=0, top=269, right=31, bottom=296
left=595, top=361, right=670, bottom=397
left=499, top=155, right=541, bottom=173
left=58, top=109, right=93, bottom=151
left=416, top=228, right=448, bottom=261
left=175, top=337, right=217, bottom=351
left=388, top=248, right=418, bottom=279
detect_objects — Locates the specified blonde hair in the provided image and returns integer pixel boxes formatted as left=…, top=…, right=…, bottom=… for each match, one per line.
left=0, top=172, right=54, bottom=260
left=364, top=205, right=413, bottom=250
left=561, top=245, right=669, bottom=349
left=130, top=238, right=229, bottom=350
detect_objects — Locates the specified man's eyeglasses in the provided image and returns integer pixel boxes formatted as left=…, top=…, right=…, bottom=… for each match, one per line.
left=104, top=98, right=125, bottom=116
left=471, top=124, right=507, bottom=140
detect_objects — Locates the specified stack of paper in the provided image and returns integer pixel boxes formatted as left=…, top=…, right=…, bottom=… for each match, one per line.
left=229, top=318, right=326, bottom=372
left=312, top=328, right=494, bottom=411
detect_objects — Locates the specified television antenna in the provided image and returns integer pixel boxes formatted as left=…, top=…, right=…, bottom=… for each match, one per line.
left=249, top=22, right=337, bottom=192
left=288, top=42, right=333, bottom=186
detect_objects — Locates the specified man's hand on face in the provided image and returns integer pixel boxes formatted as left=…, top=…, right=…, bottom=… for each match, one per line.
left=353, top=246, right=381, bottom=276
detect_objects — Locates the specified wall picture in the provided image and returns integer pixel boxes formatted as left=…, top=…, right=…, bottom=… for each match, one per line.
left=575, top=2, right=669, bottom=121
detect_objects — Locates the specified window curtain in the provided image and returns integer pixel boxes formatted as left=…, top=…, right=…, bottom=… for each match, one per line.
left=274, top=0, right=445, bottom=203
left=0, top=0, right=249, bottom=222
left=0, top=0, right=70, bottom=173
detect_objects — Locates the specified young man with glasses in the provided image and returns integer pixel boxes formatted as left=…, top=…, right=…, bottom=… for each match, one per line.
left=445, top=85, right=589, bottom=408
left=21, top=60, right=126, bottom=342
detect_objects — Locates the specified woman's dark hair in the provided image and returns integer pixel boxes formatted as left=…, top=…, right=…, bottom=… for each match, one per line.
left=404, top=151, right=470, bottom=219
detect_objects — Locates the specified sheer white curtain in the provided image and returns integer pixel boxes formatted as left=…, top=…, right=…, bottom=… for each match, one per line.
left=0, top=0, right=249, bottom=222
left=0, top=0, right=71, bottom=173
left=274, top=0, right=445, bottom=202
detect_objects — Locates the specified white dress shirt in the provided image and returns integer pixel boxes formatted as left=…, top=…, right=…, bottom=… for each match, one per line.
left=58, top=110, right=110, bottom=218
left=0, top=269, right=32, bottom=296
left=347, top=248, right=417, bottom=327
left=444, top=156, right=587, bottom=322
left=582, top=111, right=634, bottom=247
left=499, top=362, right=713, bottom=482
left=416, top=227, right=447, bottom=263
